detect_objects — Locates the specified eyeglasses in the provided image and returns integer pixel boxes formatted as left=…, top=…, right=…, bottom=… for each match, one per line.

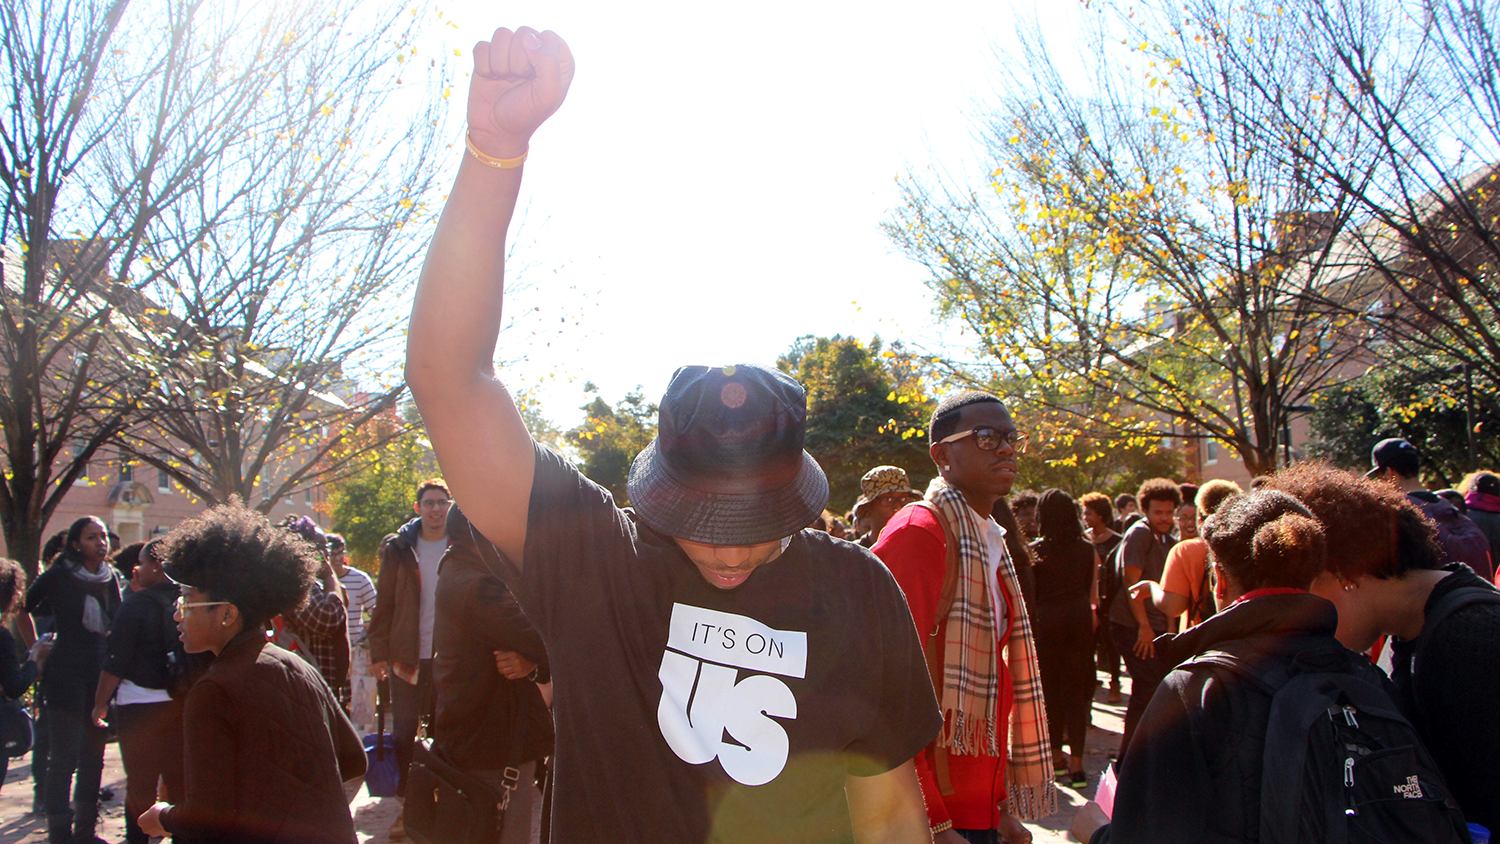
left=938, top=426, right=1030, bottom=454
left=418, top=499, right=453, bottom=509
left=175, top=597, right=229, bottom=613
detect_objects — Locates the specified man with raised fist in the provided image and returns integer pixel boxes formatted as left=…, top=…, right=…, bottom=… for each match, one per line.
left=405, top=26, right=941, bottom=844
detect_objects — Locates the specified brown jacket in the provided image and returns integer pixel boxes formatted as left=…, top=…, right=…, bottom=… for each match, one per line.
left=367, top=518, right=444, bottom=669
left=160, top=630, right=364, bottom=844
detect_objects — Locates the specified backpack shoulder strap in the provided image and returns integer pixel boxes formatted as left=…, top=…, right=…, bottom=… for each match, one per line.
left=908, top=501, right=960, bottom=641
left=907, top=499, right=961, bottom=796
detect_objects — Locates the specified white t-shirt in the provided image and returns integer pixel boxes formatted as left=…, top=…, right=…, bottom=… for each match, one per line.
left=981, top=515, right=1012, bottom=636
left=416, top=536, right=446, bottom=659
left=116, top=678, right=172, bottom=705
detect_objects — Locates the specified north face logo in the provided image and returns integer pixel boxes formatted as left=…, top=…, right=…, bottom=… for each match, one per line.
left=1392, top=775, right=1424, bottom=799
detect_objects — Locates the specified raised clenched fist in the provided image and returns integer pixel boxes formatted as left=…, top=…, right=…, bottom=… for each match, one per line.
left=467, top=27, right=575, bottom=160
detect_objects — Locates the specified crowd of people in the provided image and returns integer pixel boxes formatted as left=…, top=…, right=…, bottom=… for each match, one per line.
left=2, top=20, right=1499, bottom=844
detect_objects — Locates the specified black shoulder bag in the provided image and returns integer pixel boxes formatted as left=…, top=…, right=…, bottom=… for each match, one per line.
left=404, top=717, right=530, bottom=844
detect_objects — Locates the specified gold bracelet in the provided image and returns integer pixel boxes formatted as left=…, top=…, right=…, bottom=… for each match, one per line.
left=464, top=132, right=528, bottom=169
left=930, top=821, right=953, bottom=834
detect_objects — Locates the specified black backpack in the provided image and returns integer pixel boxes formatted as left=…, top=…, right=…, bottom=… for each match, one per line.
left=145, top=589, right=203, bottom=699
left=1183, top=641, right=1471, bottom=844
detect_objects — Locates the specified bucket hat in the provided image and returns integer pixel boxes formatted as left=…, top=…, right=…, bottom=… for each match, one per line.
left=627, top=364, right=829, bottom=545
left=854, top=465, right=921, bottom=516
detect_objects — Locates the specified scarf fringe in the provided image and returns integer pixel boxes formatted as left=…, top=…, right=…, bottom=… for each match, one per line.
left=1006, top=778, right=1059, bottom=822
left=940, top=709, right=999, bottom=757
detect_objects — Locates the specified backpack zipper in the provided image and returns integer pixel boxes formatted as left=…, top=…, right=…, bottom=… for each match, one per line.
left=1344, top=756, right=1357, bottom=816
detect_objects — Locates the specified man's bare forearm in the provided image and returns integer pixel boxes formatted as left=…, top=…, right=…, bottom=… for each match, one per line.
left=404, top=27, right=573, bottom=567
left=846, top=762, right=932, bottom=844
left=407, top=157, right=523, bottom=403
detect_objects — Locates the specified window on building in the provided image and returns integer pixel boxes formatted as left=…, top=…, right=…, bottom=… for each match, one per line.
left=72, top=445, right=89, bottom=485
left=119, top=460, right=133, bottom=482
left=305, top=487, right=314, bottom=505
left=1205, top=439, right=1219, bottom=465
left=158, top=467, right=171, bottom=493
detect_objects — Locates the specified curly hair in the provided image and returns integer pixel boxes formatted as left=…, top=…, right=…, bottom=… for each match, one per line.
left=1195, top=479, right=1243, bottom=519
left=0, top=558, right=25, bottom=616
left=162, top=500, right=319, bottom=629
left=1036, top=488, right=1083, bottom=542
left=1136, top=478, right=1183, bottom=511
left=928, top=391, right=1006, bottom=442
left=1264, top=461, right=1443, bottom=580
left=1202, top=489, right=1325, bottom=592
left=1010, top=489, right=1040, bottom=511
left=1079, top=492, right=1114, bottom=525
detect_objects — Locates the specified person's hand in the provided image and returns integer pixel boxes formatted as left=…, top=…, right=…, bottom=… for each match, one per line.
left=1069, top=800, right=1111, bottom=842
left=493, top=649, right=536, bottom=680
left=467, top=27, right=575, bottom=159
left=935, top=829, right=968, bottom=844
left=370, top=660, right=389, bottom=681
left=319, top=556, right=340, bottom=589
left=997, top=810, right=1033, bottom=843
left=138, top=802, right=170, bottom=838
left=1133, top=628, right=1156, bottom=659
left=29, top=640, right=51, bottom=670
left=92, top=704, right=109, bottom=729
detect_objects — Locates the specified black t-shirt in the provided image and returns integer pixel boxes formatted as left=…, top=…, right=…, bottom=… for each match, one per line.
left=509, top=444, right=941, bottom=844
left=1031, top=536, right=1095, bottom=624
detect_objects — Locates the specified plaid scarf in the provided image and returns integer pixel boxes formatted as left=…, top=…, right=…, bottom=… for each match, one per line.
left=927, top=479, right=1058, bottom=820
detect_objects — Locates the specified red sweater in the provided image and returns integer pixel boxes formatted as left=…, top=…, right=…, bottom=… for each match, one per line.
left=873, top=505, right=1015, bottom=831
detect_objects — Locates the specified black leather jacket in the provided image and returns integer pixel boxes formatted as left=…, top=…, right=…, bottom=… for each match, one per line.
left=433, top=506, right=553, bottom=770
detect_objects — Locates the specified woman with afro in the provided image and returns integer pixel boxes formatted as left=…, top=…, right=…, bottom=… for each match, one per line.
left=138, top=501, right=365, bottom=844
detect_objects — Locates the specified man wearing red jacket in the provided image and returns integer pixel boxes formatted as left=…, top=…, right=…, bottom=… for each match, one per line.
left=875, top=392, right=1057, bottom=844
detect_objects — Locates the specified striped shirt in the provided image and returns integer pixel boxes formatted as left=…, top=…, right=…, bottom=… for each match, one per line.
left=339, top=566, right=378, bottom=645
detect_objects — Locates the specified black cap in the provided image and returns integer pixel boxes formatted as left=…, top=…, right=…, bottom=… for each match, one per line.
left=1367, top=437, right=1420, bottom=479
left=627, top=364, right=829, bottom=545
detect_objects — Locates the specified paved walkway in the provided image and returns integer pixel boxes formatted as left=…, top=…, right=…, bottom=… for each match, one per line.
left=0, top=671, right=1127, bottom=844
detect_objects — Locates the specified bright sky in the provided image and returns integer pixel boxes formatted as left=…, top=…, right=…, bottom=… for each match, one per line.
left=426, top=0, right=1083, bottom=429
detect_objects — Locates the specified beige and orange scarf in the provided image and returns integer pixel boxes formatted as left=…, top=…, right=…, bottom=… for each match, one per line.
left=927, top=478, right=1057, bottom=821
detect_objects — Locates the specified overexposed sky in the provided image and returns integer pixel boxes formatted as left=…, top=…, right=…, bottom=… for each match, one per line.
left=421, top=0, right=1084, bottom=427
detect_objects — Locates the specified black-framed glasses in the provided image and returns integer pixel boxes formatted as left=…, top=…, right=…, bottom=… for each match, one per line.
left=938, top=426, right=1029, bottom=454
left=417, top=498, right=453, bottom=509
